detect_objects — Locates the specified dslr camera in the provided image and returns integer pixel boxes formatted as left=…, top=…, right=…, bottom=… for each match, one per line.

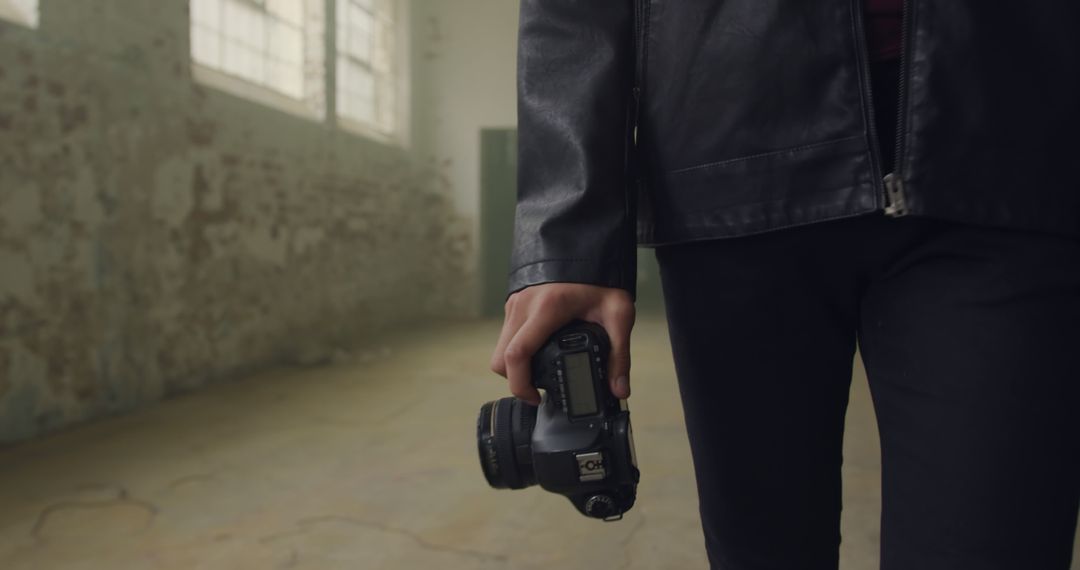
left=477, top=320, right=639, bottom=520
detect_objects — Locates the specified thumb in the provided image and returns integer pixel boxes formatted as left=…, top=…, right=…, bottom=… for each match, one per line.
left=602, top=305, right=634, bottom=399
left=608, top=336, right=631, bottom=399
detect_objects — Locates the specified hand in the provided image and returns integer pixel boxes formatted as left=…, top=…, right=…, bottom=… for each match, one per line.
left=490, top=283, right=635, bottom=405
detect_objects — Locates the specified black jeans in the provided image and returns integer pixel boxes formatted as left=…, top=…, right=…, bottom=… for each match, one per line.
left=657, top=214, right=1080, bottom=569
left=657, top=215, right=1080, bottom=569
left=655, top=61, right=1080, bottom=570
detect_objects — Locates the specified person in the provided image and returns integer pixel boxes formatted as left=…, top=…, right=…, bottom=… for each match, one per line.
left=490, top=1, right=1080, bottom=568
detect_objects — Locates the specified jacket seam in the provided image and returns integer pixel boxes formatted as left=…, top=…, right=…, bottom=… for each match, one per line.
left=642, top=207, right=880, bottom=248
left=666, top=134, right=865, bottom=175
left=636, top=181, right=879, bottom=234
left=681, top=206, right=869, bottom=232
left=849, top=0, right=885, bottom=212
left=509, top=257, right=610, bottom=274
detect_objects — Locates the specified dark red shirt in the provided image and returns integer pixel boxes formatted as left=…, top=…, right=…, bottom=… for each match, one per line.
left=865, top=0, right=903, bottom=61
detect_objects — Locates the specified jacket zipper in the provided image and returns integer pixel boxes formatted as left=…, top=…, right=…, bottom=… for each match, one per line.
left=632, top=0, right=646, bottom=143
left=884, top=0, right=914, bottom=217
left=628, top=0, right=648, bottom=204
left=854, top=0, right=912, bottom=217
left=625, top=0, right=647, bottom=241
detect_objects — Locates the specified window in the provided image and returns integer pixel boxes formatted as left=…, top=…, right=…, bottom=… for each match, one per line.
left=189, top=0, right=404, bottom=141
left=0, top=0, right=38, bottom=28
left=336, top=0, right=400, bottom=137
left=191, top=0, right=325, bottom=117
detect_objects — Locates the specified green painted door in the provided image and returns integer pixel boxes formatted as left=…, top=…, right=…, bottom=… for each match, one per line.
left=480, top=129, right=519, bottom=317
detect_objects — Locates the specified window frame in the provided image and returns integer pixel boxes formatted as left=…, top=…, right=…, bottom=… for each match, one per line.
left=333, top=0, right=408, bottom=145
left=188, top=0, right=409, bottom=146
left=190, top=0, right=326, bottom=120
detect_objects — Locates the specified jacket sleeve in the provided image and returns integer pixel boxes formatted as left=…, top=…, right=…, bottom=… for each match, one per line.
left=508, top=0, right=639, bottom=300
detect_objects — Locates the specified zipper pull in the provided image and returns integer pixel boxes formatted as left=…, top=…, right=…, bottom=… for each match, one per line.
left=883, top=173, right=909, bottom=217
left=631, top=87, right=641, bottom=144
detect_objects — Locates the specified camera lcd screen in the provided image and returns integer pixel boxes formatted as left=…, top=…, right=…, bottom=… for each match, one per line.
left=564, top=351, right=598, bottom=417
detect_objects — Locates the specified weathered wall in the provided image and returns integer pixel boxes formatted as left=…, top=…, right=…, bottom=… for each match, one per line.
left=0, top=0, right=472, bottom=443
left=411, top=0, right=519, bottom=309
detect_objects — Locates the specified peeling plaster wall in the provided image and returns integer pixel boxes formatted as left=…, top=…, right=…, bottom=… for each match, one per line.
left=0, top=0, right=472, bottom=443
left=411, top=0, right=518, bottom=309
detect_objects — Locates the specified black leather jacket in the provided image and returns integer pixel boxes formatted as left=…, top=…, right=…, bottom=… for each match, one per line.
left=508, top=0, right=1080, bottom=299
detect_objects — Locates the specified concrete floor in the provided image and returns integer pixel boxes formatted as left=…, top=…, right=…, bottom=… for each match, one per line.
left=0, top=318, right=1076, bottom=569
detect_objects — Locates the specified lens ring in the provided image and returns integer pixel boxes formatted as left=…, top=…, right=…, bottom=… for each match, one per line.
left=493, top=398, right=524, bottom=488
left=511, top=399, right=537, bottom=486
left=476, top=397, right=536, bottom=490
left=476, top=401, right=501, bottom=487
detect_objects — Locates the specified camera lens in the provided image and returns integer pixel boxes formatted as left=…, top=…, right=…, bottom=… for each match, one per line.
left=476, top=397, right=537, bottom=489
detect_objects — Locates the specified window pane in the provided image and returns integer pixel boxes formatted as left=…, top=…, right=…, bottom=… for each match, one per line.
left=191, top=0, right=220, bottom=30
left=350, top=62, right=374, bottom=98
left=267, top=60, right=303, bottom=99
left=191, top=24, right=222, bottom=68
left=190, top=0, right=322, bottom=108
left=267, top=21, right=302, bottom=65
left=372, top=12, right=393, bottom=73
left=341, top=1, right=373, bottom=62
left=223, top=0, right=265, bottom=50
left=266, top=0, right=302, bottom=24
left=338, top=58, right=375, bottom=124
left=0, top=0, right=38, bottom=27
left=337, top=0, right=399, bottom=135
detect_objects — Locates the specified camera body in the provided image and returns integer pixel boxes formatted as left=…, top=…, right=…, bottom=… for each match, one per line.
left=477, top=321, right=639, bottom=520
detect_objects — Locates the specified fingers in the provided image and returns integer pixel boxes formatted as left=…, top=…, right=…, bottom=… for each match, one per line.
left=600, top=297, right=636, bottom=399
left=489, top=284, right=635, bottom=406
left=490, top=296, right=524, bottom=377
left=504, top=307, right=570, bottom=405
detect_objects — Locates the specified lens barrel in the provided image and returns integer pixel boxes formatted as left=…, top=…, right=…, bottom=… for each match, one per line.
left=476, top=397, right=538, bottom=489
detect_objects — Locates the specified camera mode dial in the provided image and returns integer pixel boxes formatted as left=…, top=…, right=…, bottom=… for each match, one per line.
left=584, top=494, right=617, bottom=519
